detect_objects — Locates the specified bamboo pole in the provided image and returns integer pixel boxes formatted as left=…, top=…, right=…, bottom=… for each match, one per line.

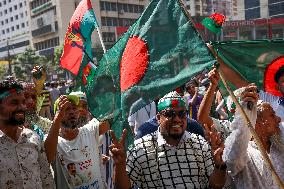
left=176, top=0, right=284, bottom=188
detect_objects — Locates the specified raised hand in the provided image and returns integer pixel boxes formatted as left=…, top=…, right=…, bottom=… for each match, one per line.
left=208, top=67, right=220, bottom=86
left=240, top=83, right=258, bottom=104
left=55, top=95, right=73, bottom=121
left=109, top=129, right=127, bottom=165
left=32, top=65, right=46, bottom=95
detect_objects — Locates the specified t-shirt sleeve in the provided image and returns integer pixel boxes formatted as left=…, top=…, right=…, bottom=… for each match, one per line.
left=83, top=118, right=100, bottom=142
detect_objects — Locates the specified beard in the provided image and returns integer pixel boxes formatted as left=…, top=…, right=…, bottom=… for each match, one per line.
left=25, top=111, right=38, bottom=124
left=5, top=111, right=25, bottom=126
left=169, top=132, right=184, bottom=140
left=77, top=116, right=89, bottom=128
left=62, top=118, right=79, bottom=129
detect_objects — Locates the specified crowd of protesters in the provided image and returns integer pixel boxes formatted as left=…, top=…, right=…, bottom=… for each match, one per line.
left=0, top=61, right=283, bottom=189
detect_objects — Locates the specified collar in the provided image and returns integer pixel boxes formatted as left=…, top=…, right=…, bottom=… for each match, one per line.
left=157, top=128, right=191, bottom=147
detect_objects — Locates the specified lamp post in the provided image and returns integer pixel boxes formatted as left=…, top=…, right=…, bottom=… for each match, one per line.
left=7, top=38, right=12, bottom=76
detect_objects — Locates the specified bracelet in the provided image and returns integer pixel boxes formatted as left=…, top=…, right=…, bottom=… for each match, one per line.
left=215, top=164, right=227, bottom=171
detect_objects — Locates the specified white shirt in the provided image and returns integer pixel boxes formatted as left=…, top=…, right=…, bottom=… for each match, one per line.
left=128, top=101, right=156, bottom=134
left=259, top=90, right=284, bottom=138
left=223, top=103, right=284, bottom=189
left=56, top=118, right=105, bottom=189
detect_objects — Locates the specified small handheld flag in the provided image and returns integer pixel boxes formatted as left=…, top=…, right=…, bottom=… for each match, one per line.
left=202, top=13, right=226, bottom=34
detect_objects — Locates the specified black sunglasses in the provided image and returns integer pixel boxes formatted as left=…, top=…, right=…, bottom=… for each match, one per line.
left=160, top=109, right=187, bottom=119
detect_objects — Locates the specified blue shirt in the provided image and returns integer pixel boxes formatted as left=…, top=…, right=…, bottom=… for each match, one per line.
left=135, top=117, right=204, bottom=140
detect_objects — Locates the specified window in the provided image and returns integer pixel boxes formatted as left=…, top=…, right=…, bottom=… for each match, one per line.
left=25, top=11, right=27, bottom=16
left=2, top=30, right=5, bottom=34
left=128, top=4, right=134, bottom=13
left=14, top=5, right=17, bottom=10
left=15, top=15, right=18, bottom=20
left=134, top=5, right=139, bottom=13
left=5, top=19, right=8, bottom=23
left=0, top=2, right=2, bottom=7
left=16, top=24, right=19, bottom=29
left=0, top=12, right=2, bottom=16
left=101, top=17, right=106, bottom=26
left=20, top=12, right=24, bottom=18
left=139, top=5, right=144, bottom=13
left=21, top=22, right=25, bottom=28
left=100, top=1, right=105, bottom=10
left=1, top=21, right=3, bottom=25
left=10, top=17, right=13, bottom=21
left=3, top=0, right=6, bottom=5
left=123, top=4, right=128, bottom=12
left=6, top=28, right=9, bottom=33
left=19, top=2, right=22, bottom=8
left=24, top=1, right=26, bottom=6
left=4, top=9, right=7, bottom=14
left=9, top=7, right=12, bottom=12
left=105, top=1, right=110, bottom=11
left=8, top=0, right=11, bottom=2
left=11, top=26, right=14, bottom=31
left=111, top=2, right=117, bottom=11
left=26, top=21, right=28, bottom=26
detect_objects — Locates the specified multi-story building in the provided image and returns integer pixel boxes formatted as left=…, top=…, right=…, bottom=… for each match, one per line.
left=28, top=0, right=149, bottom=57
left=0, top=0, right=30, bottom=59
left=184, top=0, right=208, bottom=17
left=234, top=0, right=284, bottom=20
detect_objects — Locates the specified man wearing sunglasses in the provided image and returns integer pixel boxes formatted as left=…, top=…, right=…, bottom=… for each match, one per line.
left=110, top=91, right=226, bottom=189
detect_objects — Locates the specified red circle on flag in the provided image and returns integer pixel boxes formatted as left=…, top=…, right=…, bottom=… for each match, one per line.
left=120, top=36, right=149, bottom=92
left=264, top=56, right=284, bottom=96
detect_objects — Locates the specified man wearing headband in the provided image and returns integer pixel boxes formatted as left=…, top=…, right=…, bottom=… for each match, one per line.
left=0, top=80, right=54, bottom=189
left=46, top=95, right=110, bottom=189
left=110, top=91, right=226, bottom=189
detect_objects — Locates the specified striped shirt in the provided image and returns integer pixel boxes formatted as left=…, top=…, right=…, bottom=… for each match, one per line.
left=41, top=89, right=51, bottom=107
left=126, top=130, right=214, bottom=189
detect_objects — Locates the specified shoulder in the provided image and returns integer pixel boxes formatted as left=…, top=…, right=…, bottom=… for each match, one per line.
left=132, top=132, right=157, bottom=151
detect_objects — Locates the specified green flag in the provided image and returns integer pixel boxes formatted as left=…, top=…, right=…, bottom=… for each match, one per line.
left=212, top=40, right=284, bottom=95
left=85, top=0, right=215, bottom=144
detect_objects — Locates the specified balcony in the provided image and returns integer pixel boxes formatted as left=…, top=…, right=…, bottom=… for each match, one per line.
left=31, top=1, right=52, bottom=14
left=31, top=24, right=54, bottom=37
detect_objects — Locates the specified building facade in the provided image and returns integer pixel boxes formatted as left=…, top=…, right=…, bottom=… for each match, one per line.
left=0, top=0, right=30, bottom=59
left=28, top=0, right=149, bottom=57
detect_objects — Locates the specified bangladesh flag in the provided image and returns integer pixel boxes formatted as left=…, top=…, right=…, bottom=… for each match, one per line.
left=85, top=0, right=216, bottom=144
left=60, top=0, right=98, bottom=84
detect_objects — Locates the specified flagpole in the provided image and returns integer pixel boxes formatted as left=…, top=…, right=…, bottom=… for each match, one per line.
left=176, top=0, right=284, bottom=188
left=96, top=28, right=106, bottom=54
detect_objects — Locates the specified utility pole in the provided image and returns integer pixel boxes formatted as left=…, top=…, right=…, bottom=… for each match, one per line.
left=7, top=39, right=12, bottom=76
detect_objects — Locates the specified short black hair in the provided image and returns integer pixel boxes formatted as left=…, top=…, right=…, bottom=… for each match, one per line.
left=0, top=80, right=23, bottom=94
left=274, top=65, right=284, bottom=83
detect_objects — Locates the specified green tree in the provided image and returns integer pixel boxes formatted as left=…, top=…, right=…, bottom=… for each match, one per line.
left=12, top=47, right=47, bottom=80
left=0, top=64, right=8, bottom=80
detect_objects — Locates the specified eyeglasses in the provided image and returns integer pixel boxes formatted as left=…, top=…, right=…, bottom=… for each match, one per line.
left=160, top=109, right=187, bottom=119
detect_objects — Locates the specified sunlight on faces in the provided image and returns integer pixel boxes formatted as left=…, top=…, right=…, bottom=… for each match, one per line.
left=276, top=76, right=284, bottom=95
left=61, top=103, right=80, bottom=129
left=256, top=102, right=281, bottom=139
left=157, top=106, right=187, bottom=141
left=0, top=93, right=26, bottom=126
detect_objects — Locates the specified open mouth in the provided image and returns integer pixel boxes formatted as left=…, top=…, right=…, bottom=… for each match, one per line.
left=172, top=125, right=182, bottom=129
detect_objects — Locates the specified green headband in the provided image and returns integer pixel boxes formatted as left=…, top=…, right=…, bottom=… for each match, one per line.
left=53, top=95, right=80, bottom=114
left=0, top=88, right=23, bottom=100
left=157, top=98, right=186, bottom=112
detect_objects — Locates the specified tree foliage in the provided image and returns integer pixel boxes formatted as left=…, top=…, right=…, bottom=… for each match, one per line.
left=12, top=47, right=47, bottom=80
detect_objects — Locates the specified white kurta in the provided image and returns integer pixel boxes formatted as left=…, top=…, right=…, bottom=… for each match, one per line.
left=222, top=103, right=284, bottom=189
